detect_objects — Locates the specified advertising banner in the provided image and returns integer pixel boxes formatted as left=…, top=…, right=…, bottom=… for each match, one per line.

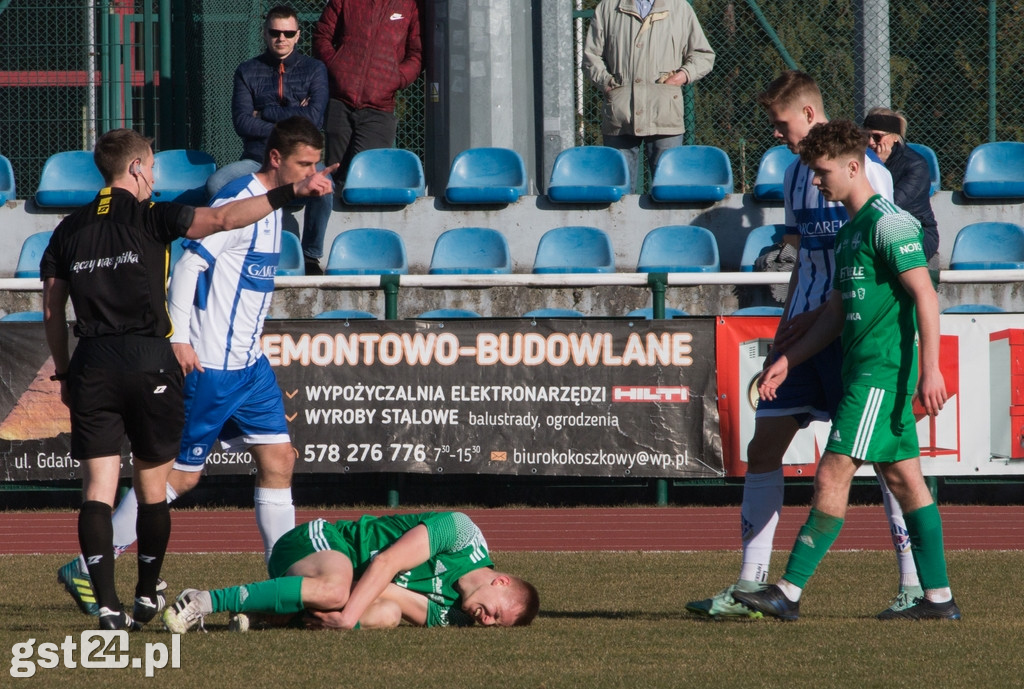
left=0, top=319, right=723, bottom=480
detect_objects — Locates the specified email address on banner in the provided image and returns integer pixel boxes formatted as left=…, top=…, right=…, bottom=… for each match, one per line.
left=504, top=448, right=690, bottom=471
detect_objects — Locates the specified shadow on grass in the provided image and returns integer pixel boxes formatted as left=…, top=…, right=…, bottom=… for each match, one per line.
left=541, top=609, right=689, bottom=621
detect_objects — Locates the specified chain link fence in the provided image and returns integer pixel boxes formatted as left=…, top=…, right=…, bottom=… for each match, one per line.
left=0, top=1, right=1020, bottom=198
left=184, top=0, right=424, bottom=170
left=574, top=0, right=1024, bottom=193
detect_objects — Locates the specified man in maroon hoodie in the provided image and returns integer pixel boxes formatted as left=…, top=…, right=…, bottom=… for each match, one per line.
left=313, top=0, right=422, bottom=190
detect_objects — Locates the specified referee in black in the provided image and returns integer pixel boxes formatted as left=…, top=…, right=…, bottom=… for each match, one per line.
left=41, top=128, right=336, bottom=630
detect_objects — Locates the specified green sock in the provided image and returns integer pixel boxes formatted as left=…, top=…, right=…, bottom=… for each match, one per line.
left=783, top=508, right=844, bottom=589
left=209, top=576, right=304, bottom=615
left=903, top=503, right=950, bottom=590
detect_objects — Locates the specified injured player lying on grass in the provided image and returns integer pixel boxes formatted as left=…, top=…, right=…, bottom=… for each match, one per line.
left=163, top=511, right=539, bottom=631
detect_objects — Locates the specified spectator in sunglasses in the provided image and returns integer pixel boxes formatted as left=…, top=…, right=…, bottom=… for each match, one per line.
left=206, top=5, right=332, bottom=276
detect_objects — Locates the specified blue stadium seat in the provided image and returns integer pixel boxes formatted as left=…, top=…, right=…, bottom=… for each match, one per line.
left=907, top=142, right=940, bottom=196
left=445, top=147, right=528, bottom=204
left=636, top=225, right=719, bottom=273
left=524, top=308, right=586, bottom=318
left=14, top=231, right=53, bottom=278
left=429, top=227, right=511, bottom=275
left=0, top=311, right=44, bottom=322
left=325, top=228, right=408, bottom=275
left=342, top=149, right=425, bottom=205
left=753, top=146, right=798, bottom=201
left=152, top=149, right=216, bottom=205
left=533, top=226, right=615, bottom=273
left=962, top=142, right=1024, bottom=199
left=949, top=222, right=1024, bottom=269
left=627, top=307, right=689, bottom=319
left=168, top=237, right=186, bottom=276
left=0, top=154, right=15, bottom=205
left=35, top=151, right=104, bottom=207
left=740, top=224, right=787, bottom=272
left=649, top=145, right=733, bottom=203
left=732, top=306, right=784, bottom=316
left=546, top=146, right=629, bottom=203
left=416, top=309, right=481, bottom=319
left=942, top=304, right=1005, bottom=314
left=276, top=231, right=305, bottom=276
left=314, top=309, right=377, bottom=319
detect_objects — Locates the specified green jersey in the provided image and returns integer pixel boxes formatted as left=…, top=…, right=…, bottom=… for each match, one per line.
left=832, top=195, right=927, bottom=393
left=335, top=512, right=493, bottom=627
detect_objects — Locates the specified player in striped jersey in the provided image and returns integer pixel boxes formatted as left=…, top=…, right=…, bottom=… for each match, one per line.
left=55, top=119, right=332, bottom=603
left=687, top=71, right=920, bottom=620
left=734, top=119, right=958, bottom=621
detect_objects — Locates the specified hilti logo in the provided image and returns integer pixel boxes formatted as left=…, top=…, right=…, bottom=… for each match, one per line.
left=612, top=386, right=689, bottom=403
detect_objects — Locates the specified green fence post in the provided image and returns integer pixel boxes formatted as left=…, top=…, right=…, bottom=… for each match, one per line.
left=381, top=274, right=400, bottom=320
left=925, top=475, right=939, bottom=503
left=386, top=474, right=400, bottom=507
left=647, top=272, right=667, bottom=320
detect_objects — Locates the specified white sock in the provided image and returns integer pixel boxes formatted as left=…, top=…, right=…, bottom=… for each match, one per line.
left=876, top=472, right=920, bottom=588
left=739, top=468, right=784, bottom=584
left=777, top=579, right=802, bottom=602
left=925, top=587, right=952, bottom=603
left=254, top=487, right=294, bottom=564
left=111, top=483, right=178, bottom=557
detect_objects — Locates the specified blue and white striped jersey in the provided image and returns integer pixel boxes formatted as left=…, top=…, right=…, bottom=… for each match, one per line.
left=783, top=150, right=893, bottom=317
left=170, top=174, right=281, bottom=370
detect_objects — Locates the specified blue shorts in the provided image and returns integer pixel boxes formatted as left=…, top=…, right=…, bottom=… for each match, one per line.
left=175, top=356, right=290, bottom=471
left=755, top=338, right=843, bottom=428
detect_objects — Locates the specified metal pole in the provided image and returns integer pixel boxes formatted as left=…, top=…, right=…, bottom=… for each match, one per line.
left=989, top=0, right=997, bottom=141
left=381, top=274, right=400, bottom=320
left=743, top=0, right=798, bottom=70
left=86, top=1, right=98, bottom=147
left=158, top=0, right=171, bottom=147
left=574, top=0, right=585, bottom=144
left=648, top=273, right=667, bottom=320
left=854, top=0, right=891, bottom=121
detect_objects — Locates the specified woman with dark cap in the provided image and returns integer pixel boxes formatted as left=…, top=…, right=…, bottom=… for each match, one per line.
left=863, top=107, right=939, bottom=268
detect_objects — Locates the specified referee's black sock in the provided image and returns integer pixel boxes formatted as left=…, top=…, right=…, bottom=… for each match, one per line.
left=79, top=501, right=120, bottom=611
left=135, top=500, right=170, bottom=602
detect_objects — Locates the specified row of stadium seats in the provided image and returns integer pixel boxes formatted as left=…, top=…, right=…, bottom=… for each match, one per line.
left=22, top=141, right=1024, bottom=209
left=16, top=221, right=1024, bottom=280
left=6, top=302, right=1006, bottom=322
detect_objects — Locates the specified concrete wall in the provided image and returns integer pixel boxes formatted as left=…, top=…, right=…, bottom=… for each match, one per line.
left=3, top=192, right=1022, bottom=318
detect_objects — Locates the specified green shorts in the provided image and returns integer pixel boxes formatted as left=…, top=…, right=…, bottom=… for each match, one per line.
left=825, top=386, right=919, bottom=463
left=267, top=519, right=356, bottom=579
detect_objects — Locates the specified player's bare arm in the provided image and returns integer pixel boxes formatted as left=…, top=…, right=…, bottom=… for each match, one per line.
left=899, top=265, right=947, bottom=415
left=759, top=290, right=843, bottom=400
left=334, top=524, right=432, bottom=629
left=186, top=163, right=338, bottom=239
left=42, top=277, right=71, bottom=406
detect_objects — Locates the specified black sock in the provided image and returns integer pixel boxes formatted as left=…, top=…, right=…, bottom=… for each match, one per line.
left=135, top=500, right=171, bottom=601
left=79, top=501, right=119, bottom=611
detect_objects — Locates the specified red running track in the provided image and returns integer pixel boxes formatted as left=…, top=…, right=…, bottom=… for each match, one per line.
left=1, top=505, right=1022, bottom=554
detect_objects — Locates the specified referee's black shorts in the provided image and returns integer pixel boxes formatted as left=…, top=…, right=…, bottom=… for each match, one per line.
left=68, top=337, right=184, bottom=462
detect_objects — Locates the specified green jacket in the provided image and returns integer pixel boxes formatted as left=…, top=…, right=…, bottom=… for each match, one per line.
left=583, top=0, right=715, bottom=137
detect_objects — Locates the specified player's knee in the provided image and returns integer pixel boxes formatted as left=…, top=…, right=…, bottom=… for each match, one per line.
left=746, top=442, right=784, bottom=473
left=360, top=599, right=402, bottom=629
left=170, top=470, right=202, bottom=495
left=316, top=578, right=351, bottom=611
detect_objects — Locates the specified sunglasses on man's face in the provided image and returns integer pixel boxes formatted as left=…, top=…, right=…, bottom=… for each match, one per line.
left=267, top=29, right=297, bottom=39
left=869, top=132, right=889, bottom=144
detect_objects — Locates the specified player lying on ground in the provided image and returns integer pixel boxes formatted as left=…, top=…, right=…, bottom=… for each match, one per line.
left=163, top=511, right=540, bottom=630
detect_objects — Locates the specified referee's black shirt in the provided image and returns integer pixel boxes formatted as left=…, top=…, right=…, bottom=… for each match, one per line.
left=40, top=187, right=195, bottom=340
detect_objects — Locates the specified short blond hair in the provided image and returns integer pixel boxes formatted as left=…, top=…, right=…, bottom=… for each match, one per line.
left=757, top=70, right=824, bottom=112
